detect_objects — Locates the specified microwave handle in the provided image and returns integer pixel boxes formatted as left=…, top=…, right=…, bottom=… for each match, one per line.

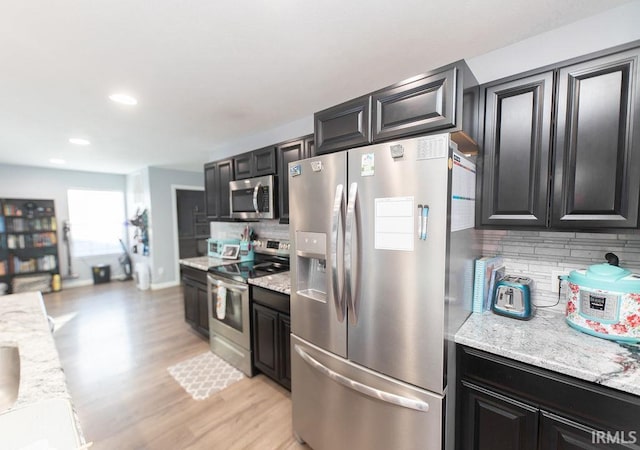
left=252, top=182, right=262, bottom=214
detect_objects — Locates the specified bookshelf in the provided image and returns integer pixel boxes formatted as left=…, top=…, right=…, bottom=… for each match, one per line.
left=0, top=198, right=60, bottom=294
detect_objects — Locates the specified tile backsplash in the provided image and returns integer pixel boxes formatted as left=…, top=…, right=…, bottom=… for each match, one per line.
left=209, top=223, right=640, bottom=314
left=479, top=230, right=640, bottom=312
left=210, top=220, right=289, bottom=242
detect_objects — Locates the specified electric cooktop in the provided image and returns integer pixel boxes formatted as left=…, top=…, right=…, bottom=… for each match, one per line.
left=208, top=238, right=290, bottom=283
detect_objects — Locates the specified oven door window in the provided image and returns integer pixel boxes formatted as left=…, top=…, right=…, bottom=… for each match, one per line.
left=212, top=284, right=244, bottom=332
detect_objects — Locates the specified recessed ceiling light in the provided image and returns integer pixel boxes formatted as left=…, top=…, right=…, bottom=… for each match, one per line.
left=69, top=138, right=90, bottom=146
left=109, top=93, right=138, bottom=105
left=50, top=158, right=66, bottom=165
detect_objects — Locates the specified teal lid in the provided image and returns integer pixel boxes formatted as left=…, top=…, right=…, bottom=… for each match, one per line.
left=567, top=263, right=640, bottom=293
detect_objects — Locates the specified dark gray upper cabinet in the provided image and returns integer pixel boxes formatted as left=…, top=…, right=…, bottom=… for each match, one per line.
left=277, top=138, right=305, bottom=224
left=314, top=61, right=479, bottom=155
left=553, top=47, right=640, bottom=229
left=478, top=44, right=640, bottom=230
left=372, top=68, right=456, bottom=141
left=480, top=71, right=554, bottom=227
left=234, top=146, right=277, bottom=180
left=315, top=96, right=370, bottom=155
left=304, top=135, right=315, bottom=159
left=204, top=159, right=234, bottom=220
left=278, top=135, right=315, bottom=224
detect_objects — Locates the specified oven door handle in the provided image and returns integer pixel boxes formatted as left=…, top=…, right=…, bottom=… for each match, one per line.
left=207, top=275, right=248, bottom=292
left=253, top=182, right=262, bottom=214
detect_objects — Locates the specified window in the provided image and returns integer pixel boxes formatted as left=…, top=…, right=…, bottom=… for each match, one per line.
left=67, top=189, right=126, bottom=257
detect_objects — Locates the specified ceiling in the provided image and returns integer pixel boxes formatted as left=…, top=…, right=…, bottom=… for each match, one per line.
left=0, top=0, right=632, bottom=175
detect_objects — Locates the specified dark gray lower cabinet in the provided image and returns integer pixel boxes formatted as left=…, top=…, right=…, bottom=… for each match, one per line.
left=456, top=345, right=640, bottom=450
left=460, top=381, right=538, bottom=450
left=539, top=412, right=603, bottom=449
left=251, top=286, right=291, bottom=390
left=181, top=266, right=209, bottom=337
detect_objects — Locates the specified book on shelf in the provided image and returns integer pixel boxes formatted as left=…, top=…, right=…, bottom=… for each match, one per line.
left=472, top=255, right=504, bottom=313
left=485, top=264, right=506, bottom=311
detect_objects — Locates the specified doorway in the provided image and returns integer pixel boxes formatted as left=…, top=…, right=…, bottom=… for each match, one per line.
left=176, top=189, right=207, bottom=259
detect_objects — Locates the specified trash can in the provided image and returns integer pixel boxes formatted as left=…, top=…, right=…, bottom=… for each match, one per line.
left=135, top=262, right=150, bottom=290
left=92, top=265, right=111, bottom=284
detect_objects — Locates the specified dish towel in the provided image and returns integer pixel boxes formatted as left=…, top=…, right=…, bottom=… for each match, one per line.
left=216, top=286, right=227, bottom=319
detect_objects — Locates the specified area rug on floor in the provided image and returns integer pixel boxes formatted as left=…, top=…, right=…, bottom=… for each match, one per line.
left=167, top=351, right=245, bottom=400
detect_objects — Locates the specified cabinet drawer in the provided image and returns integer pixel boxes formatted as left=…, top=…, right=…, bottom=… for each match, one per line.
left=252, top=286, right=290, bottom=314
left=458, top=346, right=640, bottom=433
left=181, top=266, right=207, bottom=285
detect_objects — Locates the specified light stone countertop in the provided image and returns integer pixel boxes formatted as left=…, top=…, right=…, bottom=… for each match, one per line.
left=248, top=272, right=291, bottom=295
left=0, top=291, right=85, bottom=442
left=179, top=256, right=240, bottom=271
left=455, top=309, right=640, bottom=397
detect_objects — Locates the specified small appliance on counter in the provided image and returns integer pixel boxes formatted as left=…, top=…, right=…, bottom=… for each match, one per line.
left=492, top=275, right=534, bottom=320
left=207, top=238, right=240, bottom=258
left=563, top=253, right=640, bottom=343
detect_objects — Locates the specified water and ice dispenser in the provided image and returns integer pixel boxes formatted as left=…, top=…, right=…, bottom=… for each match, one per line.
left=295, top=231, right=327, bottom=303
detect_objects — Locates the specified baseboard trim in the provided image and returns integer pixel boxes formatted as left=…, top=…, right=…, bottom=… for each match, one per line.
left=150, top=280, right=180, bottom=290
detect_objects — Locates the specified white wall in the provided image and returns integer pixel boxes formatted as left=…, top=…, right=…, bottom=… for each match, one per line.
left=468, top=1, right=640, bottom=83
left=0, top=164, right=127, bottom=287
left=147, top=167, right=203, bottom=288
left=208, top=116, right=313, bottom=161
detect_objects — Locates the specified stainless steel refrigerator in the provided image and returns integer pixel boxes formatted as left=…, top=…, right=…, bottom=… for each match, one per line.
left=289, top=133, right=479, bottom=450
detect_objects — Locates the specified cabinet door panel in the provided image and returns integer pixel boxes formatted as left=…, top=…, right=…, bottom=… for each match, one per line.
left=252, top=304, right=278, bottom=379
left=197, top=285, right=209, bottom=333
left=183, top=278, right=198, bottom=326
left=553, top=48, right=640, bottom=228
left=253, top=147, right=277, bottom=176
left=204, top=163, right=218, bottom=218
left=304, top=135, right=315, bottom=159
left=234, top=153, right=253, bottom=180
left=480, top=72, right=553, bottom=227
left=372, top=68, right=456, bottom=141
left=217, top=159, right=234, bottom=219
left=460, top=381, right=538, bottom=450
left=277, top=140, right=305, bottom=224
left=278, top=314, right=291, bottom=389
left=315, top=96, right=370, bottom=154
left=539, top=412, right=604, bottom=450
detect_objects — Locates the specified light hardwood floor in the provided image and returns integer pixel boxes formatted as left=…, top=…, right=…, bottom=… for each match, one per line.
left=44, top=281, right=306, bottom=450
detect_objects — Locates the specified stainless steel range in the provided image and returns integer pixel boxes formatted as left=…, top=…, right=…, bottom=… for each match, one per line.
left=207, top=238, right=289, bottom=376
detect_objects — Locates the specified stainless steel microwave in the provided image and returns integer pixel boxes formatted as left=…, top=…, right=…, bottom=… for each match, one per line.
left=229, top=175, right=276, bottom=220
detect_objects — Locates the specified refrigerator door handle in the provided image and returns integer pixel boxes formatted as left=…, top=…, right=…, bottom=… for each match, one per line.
left=294, top=345, right=430, bottom=413
left=331, top=184, right=346, bottom=322
left=345, top=182, right=360, bottom=325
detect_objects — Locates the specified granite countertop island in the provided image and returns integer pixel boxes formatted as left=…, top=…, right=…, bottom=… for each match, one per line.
left=455, top=309, right=640, bottom=397
left=0, top=291, right=85, bottom=443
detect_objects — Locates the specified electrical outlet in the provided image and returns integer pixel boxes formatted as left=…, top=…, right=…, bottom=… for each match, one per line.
left=551, top=269, right=572, bottom=293
left=158, top=267, right=164, bottom=276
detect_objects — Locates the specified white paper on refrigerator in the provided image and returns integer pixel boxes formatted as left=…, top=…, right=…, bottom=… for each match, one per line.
left=374, top=196, right=414, bottom=251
